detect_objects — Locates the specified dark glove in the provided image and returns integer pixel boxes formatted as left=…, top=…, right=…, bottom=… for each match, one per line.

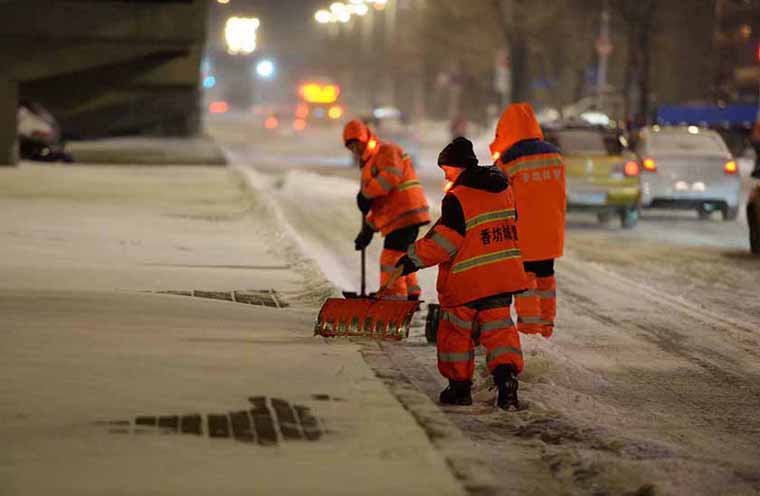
left=395, top=254, right=418, bottom=275
left=354, top=225, right=374, bottom=250
left=356, top=191, right=373, bottom=214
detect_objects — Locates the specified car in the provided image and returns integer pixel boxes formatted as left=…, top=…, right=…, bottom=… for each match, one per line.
left=17, top=101, right=72, bottom=162
left=543, top=123, right=641, bottom=228
left=634, top=126, right=741, bottom=220
left=363, top=107, right=421, bottom=165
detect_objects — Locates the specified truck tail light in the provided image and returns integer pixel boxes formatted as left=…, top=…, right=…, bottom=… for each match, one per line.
left=624, top=160, right=640, bottom=177
left=724, top=160, right=737, bottom=175
left=643, top=158, right=656, bottom=172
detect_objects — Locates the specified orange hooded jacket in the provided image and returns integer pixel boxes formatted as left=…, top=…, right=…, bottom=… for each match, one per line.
left=490, top=103, right=566, bottom=261
left=344, top=119, right=430, bottom=235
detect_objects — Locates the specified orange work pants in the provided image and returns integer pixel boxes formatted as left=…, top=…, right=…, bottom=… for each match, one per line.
left=437, top=305, right=523, bottom=381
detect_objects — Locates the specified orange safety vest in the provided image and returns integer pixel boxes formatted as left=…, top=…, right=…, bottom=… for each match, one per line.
left=361, top=142, right=431, bottom=235
left=491, top=103, right=565, bottom=261
left=418, top=184, right=527, bottom=308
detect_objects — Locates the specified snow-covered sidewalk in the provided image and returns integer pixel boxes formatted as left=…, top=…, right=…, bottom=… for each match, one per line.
left=0, top=163, right=465, bottom=495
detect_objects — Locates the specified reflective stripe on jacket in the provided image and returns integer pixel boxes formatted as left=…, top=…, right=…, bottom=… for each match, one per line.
left=361, top=142, right=431, bottom=235
left=408, top=184, right=527, bottom=307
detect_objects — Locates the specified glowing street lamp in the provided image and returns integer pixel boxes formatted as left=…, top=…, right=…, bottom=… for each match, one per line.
left=315, top=9, right=332, bottom=23
left=224, top=16, right=259, bottom=55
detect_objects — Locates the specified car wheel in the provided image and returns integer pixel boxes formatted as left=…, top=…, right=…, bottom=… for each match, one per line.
left=749, top=204, right=760, bottom=255
left=697, top=205, right=713, bottom=220
left=597, top=212, right=612, bottom=224
left=620, top=208, right=638, bottom=229
left=721, top=206, right=738, bottom=221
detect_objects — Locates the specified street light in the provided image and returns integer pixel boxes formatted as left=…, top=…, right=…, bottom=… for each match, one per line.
left=224, top=16, right=259, bottom=55
left=256, top=59, right=275, bottom=79
left=314, top=0, right=388, bottom=24
left=315, top=9, right=332, bottom=23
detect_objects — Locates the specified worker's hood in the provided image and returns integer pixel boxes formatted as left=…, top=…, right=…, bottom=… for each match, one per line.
left=489, top=103, right=544, bottom=158
left=454, top=165, right=509, bottom=193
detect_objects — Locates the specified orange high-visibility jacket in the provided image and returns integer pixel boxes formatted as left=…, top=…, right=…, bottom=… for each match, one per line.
left=361, top=142, right=431, bottom=235
left=407, top=175, right=527, bottom=308
left=491, top=103, right=566, bottom=261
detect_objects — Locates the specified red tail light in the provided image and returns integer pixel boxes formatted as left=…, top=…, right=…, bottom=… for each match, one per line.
left=264, top=116, right=279, bottom=129
left=724, top=160, right=737, bottom=175
left=624, top=160, right=640, bottom=177
left=209, top=101, right=229, bottom=114
left=642, top=158, right=656, bottom=172
left=293, top=118, right=307, bottom=131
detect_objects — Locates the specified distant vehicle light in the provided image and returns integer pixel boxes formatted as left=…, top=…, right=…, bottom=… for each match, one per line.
left=256, top=59, right=275, bottom=79
left=623, top=161, right=640, bottom=177
left=643, top=158, right=657, bottom=172
left=264, top=116, right=279, bottom=129
left=295, top=104, right=309, bottom=119
left=209, top=101, right=229, bottom=114
left=328, top=105, right=344, bottom=119
left=293, top=118, right=307, bottom=131
left=675, top=181, right=689, bottom=191
left=652, top=125, right=661, bottom=132
left=299, top=83, right=340, bottom=104
left=724, top=160, right=738, bottom=174
left=692, top=181, right=706, bottom=191
left=203, top=76, right=216, bottom=89
left=687, top=125, right=699, bottom=134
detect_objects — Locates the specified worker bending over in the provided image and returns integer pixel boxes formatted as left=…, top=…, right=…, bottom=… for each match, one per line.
left=343, top=119, right=431, bottom=300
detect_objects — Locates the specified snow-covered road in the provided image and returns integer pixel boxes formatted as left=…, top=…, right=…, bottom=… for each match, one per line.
left=213, top=119, right=760, bottom=495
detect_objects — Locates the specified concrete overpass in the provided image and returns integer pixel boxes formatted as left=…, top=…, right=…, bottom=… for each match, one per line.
left=0, top=0, right=209, bottom=165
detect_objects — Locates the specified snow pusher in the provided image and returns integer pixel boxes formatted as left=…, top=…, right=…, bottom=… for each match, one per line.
left=315, top=248, right=420, bottom=340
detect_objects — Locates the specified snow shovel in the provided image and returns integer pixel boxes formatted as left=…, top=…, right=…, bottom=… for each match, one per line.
left=314, top=248, right=420, bottom=340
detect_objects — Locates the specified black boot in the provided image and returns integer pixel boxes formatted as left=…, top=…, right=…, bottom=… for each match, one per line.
left=493, top=364, right=519, bottom=411
left=439, top=380, right=473, bottom=405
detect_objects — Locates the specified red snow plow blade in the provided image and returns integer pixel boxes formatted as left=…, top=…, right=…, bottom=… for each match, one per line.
left=314, top=248, right=420, bottom=340
left=314, top=296, right=419, bottom=340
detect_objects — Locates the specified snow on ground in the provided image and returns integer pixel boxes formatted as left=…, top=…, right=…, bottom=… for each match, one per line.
left=212, top=117, right=760, bottom=495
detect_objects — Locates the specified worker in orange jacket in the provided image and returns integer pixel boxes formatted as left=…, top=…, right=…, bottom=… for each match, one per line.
left=490, top=103, right=566, bottom=338
left=395, top=137, right=528, bottom=410
left=343, top=120, right=431, bottom=300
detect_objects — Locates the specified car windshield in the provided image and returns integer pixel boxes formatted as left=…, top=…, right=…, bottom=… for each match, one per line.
left=549, top=129, right=611, bottom=155
left=649, top=131, right=726, bottom=155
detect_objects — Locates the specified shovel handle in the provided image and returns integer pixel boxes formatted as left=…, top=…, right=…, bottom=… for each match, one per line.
left=360, top=247, right=366, bottom=297
left=376, top=266, right=404, bottom=297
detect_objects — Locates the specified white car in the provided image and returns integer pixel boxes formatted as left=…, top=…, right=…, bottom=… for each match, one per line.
left=635, top=126, right=741, bottom=220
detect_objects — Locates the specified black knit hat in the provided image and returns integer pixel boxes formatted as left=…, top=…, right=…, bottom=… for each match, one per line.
left=437, top=137, right=478, bottom=169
